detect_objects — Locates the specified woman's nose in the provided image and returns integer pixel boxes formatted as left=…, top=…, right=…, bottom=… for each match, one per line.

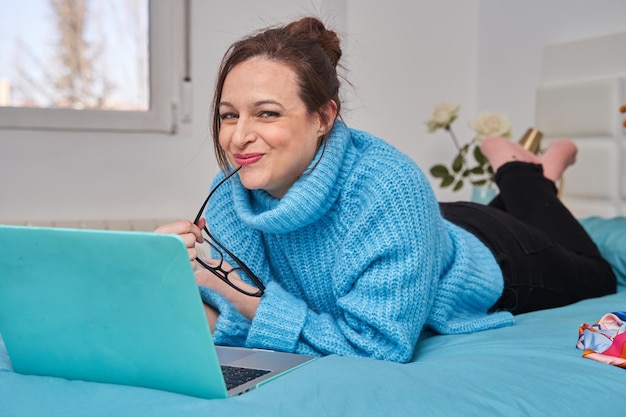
left=231, top=118, right=256, bottom=148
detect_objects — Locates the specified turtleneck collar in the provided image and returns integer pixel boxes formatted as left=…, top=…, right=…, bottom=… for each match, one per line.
left=229, top=120, right=352, bottom=234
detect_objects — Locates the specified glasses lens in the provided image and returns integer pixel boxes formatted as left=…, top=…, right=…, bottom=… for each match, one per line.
left=197, top=227, right=263, bottom=296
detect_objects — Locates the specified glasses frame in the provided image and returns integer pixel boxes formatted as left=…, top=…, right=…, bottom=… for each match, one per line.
left=193, top=166, right=265, bottom=297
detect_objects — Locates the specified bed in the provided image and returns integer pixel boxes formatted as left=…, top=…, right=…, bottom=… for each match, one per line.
left=1, top=216, right=625, bottom=417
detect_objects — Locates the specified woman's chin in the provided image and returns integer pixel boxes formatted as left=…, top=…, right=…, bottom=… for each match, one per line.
left=237, top=171, right=286, bottom=198
left=238, top=175, right=266, bottom=192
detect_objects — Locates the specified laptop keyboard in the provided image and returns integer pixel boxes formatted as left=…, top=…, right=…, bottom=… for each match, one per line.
left=221, top=365, right=271, bottom=390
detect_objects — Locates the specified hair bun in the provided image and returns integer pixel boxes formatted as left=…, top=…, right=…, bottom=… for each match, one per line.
left=287, top=17, right=342, bottom=67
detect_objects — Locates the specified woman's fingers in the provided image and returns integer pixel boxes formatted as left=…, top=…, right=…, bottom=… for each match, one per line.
left=155, top=220, right=204, bottom=244
left=155, top=219, right=209, bottom=264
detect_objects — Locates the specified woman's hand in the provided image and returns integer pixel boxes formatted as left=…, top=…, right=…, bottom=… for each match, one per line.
left=155, top=219, right=206, bottom=269
left=155, top=220, right=259, bottom=323
left=194, top=266, right=260, bottom=320
left=202, top=303, right=219, bottom=332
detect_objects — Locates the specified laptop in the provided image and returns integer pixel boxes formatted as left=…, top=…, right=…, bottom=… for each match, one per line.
left=0, top=224, right=316, bottom=399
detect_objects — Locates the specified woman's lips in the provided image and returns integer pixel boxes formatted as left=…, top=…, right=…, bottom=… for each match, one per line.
left=234, top=153, right=263, bottom=166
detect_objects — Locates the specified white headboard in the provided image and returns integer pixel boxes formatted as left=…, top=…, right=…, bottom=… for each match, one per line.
left=535, top=31, right=626, bottom=218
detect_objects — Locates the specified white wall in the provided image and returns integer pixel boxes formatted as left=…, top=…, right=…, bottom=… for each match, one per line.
left=476, top=0, right=626, bottom=137
left=1, top=0, right=625, bottom=223
left=343, top=0, right=478, bottom=202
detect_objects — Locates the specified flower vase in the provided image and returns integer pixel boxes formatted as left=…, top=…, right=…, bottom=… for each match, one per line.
left=470, top=184, right=498, bottom=205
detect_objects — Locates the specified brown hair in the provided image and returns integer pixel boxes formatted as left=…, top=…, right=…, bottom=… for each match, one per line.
left=211, top=17, right=343, bottom=171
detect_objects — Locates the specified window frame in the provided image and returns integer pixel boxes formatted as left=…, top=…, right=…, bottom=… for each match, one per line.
left=0, top=0, right=185, bottom=134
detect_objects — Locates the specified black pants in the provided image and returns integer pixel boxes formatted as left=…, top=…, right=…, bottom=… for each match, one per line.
left=440, top=161, right=616, bottom=315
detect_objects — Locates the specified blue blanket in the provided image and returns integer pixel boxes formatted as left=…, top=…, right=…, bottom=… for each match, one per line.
left=2, top=216, right=625, bottom=417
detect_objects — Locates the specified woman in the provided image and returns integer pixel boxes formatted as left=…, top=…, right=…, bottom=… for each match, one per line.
left=156, top=17, right=616, bottom=363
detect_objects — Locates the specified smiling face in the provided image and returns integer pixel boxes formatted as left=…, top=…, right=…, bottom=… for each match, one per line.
left=218, top=57, right=333, bottom=199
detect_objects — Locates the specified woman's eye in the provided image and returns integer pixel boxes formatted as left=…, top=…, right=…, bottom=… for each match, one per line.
left=259, top=111, right=279, bottom=118
left=219, top=113, right=238, bottom=121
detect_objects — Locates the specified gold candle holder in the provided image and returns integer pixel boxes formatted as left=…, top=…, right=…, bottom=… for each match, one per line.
left=518, top=128, right=543, bottom=155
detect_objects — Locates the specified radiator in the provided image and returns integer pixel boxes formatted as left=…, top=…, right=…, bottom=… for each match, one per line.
left=1, top=219, right=179, bottom=232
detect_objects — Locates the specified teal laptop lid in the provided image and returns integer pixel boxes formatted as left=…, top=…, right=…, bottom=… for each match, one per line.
left=0, top=225, right=229, bottom=399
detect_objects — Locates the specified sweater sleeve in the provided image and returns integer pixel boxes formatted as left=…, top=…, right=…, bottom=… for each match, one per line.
left=198, top=285, right=251, bottom=346
left=245, top=158, right=447, bottom=363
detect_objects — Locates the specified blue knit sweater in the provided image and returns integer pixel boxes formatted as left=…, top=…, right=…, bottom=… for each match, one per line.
left=200, top=121, right=514, bottom=363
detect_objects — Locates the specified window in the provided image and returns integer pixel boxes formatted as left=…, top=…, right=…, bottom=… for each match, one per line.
left=0, top=0, right=188, bottom=134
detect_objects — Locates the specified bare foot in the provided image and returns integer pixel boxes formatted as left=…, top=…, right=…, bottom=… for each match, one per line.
left=538, top=139, right=577, bottom=183
left=480, top=136, right=540, bottom=172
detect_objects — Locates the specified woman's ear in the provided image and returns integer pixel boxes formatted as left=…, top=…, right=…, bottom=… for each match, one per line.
left=319, top=100, right=338, bottom=135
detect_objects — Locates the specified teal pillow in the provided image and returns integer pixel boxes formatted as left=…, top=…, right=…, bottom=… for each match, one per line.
left=579, top=216, right=626, bottom=288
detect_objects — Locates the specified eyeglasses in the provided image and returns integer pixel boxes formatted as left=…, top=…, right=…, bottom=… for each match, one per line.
left=193, top=166, right=265, bottom=297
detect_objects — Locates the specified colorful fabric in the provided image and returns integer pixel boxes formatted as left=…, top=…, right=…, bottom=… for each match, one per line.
left=577, top=311, right=626, bottom=367
left=200, top=120, right=514, bottom=364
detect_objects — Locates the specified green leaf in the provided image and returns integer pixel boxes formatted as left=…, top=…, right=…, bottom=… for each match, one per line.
left=453, top=179, right=464, bottom=191
left=430, top=165, right=450, bottom=178
left=452, top=153, right=464, bottom=172
left=441, top=175, right=455, bottom=187
left=470, top=166, right=485, bottom=175
left=474, top=146, right=488, bottom=164
left=471, top=179, right=488, bottom=186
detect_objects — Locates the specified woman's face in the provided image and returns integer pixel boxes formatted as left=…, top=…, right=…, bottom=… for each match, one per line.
left=218, top=57, right=328, bottom=199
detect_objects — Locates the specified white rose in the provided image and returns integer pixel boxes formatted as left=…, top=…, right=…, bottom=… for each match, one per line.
left=469, top=111, right=512, bottom=141
left=426, top=103, right=460, bottom=132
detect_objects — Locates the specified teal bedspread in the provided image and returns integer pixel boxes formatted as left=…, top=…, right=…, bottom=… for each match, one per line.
left=1, top=216, right=625, bottom=417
